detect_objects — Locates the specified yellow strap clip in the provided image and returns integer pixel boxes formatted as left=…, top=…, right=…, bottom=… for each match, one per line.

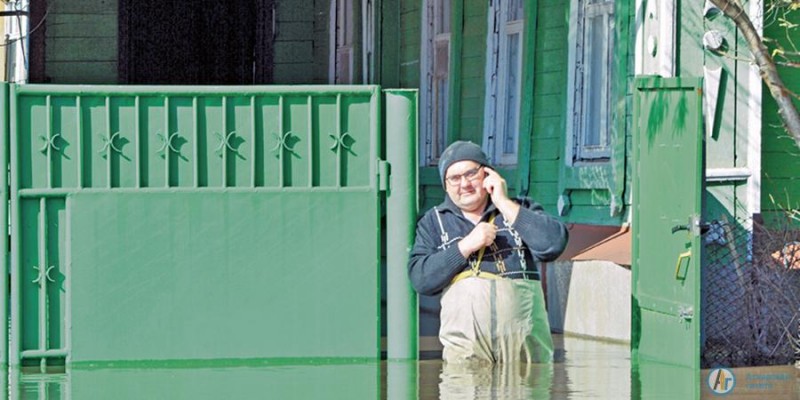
left=451, top=214, right=498, bottom=285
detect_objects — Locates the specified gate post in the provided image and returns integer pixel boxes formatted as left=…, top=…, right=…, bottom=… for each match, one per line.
left=384, top=90, right=418, bottom=360
left=0, top=83, right=8, bottom=367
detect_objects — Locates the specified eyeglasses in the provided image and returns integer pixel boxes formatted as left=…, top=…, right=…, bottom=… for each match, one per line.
left=445, top=166, right=483, bottom=186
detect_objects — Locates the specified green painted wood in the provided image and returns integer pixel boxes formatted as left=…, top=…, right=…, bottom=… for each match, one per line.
left=277, top=22, right=315, bottom=41
left=554, top=205, right=622, bottom=225
left=274, top=0, right=317, bottom=84
left=457, top=0, right=485, bottom=147
left=9, top=85, right=387, bottom=365
left=380, top=0, right=401, bottom=88
left=46, top=14, right=117, bottom=38
left=51, top=0, right=117, bottom=14
left=530, top=160, right=559, bottom=182
left=43, top=0, right=119, bottom=83
left=632, top=77, right=703, bottom=390
left=45, top=61, right=118, bottom=85
left=273, top=64, right=317, bottom=85
left=609, top=0, right=631, bottom=216
left=702, top=18, right=736, bottom=170
left=278, top=0, right=314, bottom=21
left=517, top=0, right=539, bottom=195
left=45, top=38, right=117, bottom=62
left=761, top=15, right=800, bottom=214
left=447, top=0, right=465, bottom=147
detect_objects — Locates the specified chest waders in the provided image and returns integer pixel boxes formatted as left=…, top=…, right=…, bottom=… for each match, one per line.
left=434, top=207, right=554, bottom=364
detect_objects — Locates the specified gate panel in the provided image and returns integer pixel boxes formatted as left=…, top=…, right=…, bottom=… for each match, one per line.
left=19, top=198, right=67, bottom=362
left=10, top=85, right=385, bottom=365
left=68, top=191, right=378, bottom=362
left=632, top=77, right=704, bottom=398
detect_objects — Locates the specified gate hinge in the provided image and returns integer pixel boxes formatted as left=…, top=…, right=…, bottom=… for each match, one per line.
left=378, top=159, right=390, bottom=192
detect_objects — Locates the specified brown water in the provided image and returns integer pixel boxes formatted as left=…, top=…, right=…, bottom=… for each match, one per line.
left=7, top=335, right=798, bottom=399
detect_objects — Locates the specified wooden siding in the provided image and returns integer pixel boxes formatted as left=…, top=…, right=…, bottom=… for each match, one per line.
left=44, top=0, right=118, bottom=83
left=398, top=1, right=420, bottom=88
left=459, top=0, right=486, bottom=145
left=762, top=89, right=800, bottom=209
left=761, top=14, right=800, bottom=216
left=532, top=1, right=584, bottom=216
left=274, top=0, right=317, bottom=84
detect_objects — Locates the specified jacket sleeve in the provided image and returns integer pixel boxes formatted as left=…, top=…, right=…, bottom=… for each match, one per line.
left=407, top=211, right=469, bottom=296
left=510, top=198, right=569, bottom=262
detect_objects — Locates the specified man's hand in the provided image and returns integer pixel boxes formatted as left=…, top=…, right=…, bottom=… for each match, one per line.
left=458, top=222, right=497, bottom=258
left=483, top=167, right=520, bottom=224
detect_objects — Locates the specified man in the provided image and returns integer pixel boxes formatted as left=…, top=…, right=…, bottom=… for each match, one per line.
left=408, top=141, right=568, bottom=363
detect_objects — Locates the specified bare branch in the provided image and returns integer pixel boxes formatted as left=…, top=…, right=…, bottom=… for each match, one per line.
left=711, top=0, right=800, bottom=149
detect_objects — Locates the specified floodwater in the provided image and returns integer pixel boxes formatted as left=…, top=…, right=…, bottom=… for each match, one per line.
left=6, top=334, right=798, bottom=399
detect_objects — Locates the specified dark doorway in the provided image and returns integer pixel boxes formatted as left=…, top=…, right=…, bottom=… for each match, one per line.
left=119, top=0, right=274, bottom=84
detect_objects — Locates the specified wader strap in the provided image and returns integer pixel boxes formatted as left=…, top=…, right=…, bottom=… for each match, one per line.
left=452, top=213, right=498, bottom=285
left=434, top=206, right=450, bottom=247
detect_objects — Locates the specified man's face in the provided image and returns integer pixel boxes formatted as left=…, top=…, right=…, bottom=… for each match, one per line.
left=444, top=160, right=488, bottom=213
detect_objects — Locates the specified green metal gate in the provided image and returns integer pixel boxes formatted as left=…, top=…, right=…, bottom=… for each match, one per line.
left=631, top=77, right=704, bottom=398
left=7, top=84, right=409, bottom=366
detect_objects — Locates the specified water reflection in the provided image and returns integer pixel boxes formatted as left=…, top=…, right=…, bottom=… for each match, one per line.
left=8, top=335, right=794, bottom=399
left=11, top=362, right=380, bottom=400
left=437, top=361, right=553, bottom=399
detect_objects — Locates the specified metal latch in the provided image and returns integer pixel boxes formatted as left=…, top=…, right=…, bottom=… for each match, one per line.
left=671, top=215, right=711, bottom=235
left=378, top=160, right=390, bottom=192
left=678, top=306, right=694, bottom=322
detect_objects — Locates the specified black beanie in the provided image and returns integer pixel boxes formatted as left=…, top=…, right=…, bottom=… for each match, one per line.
left=438, top=141, right=490, bottom=186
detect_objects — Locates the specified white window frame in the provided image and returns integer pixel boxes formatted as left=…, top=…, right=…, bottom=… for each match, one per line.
left=362, top=0, right=374, bottom=83
left=565, top=0, right=615, bottom=165
left=420, top=0, right=451, bottom=165
left=482, top=0, right=524, bottom=166
left=329, top=0, right=355, bottom=84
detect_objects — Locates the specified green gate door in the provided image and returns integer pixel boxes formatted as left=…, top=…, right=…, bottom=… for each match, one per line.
left=9, top=84, right=390, bottom=366
left=632, top=77, right=704, bottom=397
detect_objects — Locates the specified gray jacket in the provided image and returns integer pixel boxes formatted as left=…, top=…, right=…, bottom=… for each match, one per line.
left=408, top=196, right=569, bottom=295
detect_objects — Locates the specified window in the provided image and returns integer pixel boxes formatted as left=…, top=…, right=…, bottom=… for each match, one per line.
left=421, top=0, right=451, bottom=165
left=567, top=0, right=615, bottom=163
left=331, top=0, right=355, bottom=84
left=483, top=0, right=524, bottom=166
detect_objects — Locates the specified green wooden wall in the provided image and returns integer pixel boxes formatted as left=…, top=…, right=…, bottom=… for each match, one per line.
left=274, top=0, right=318, bottom=84
left=762, top=14, right=800, bottom=219
left=44, top=0, right=118, bottom=83
left=529, top=1, right=565, bottom=215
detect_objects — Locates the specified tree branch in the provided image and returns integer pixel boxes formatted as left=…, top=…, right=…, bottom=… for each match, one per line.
left=711, top=0, right=800, bottom=149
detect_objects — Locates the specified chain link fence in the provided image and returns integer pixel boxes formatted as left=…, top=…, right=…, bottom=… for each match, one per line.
left=701, top=215, right=800, bottom=368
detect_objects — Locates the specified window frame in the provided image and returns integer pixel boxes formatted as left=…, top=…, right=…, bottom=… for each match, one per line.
left=330, top=0, right=356, bottom=84
left=566, top=0, right=615, bottom=165
left=558, top=0, right=629, bottom=219
left=482, top=0, right=525, bottom=166
left=420, top=0, right=452, bottom=166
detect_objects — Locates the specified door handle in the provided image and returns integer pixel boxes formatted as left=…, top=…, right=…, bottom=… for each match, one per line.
left=671, top=221, right=711, bottom=235
left=671, top=224, right=690, bottom=234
